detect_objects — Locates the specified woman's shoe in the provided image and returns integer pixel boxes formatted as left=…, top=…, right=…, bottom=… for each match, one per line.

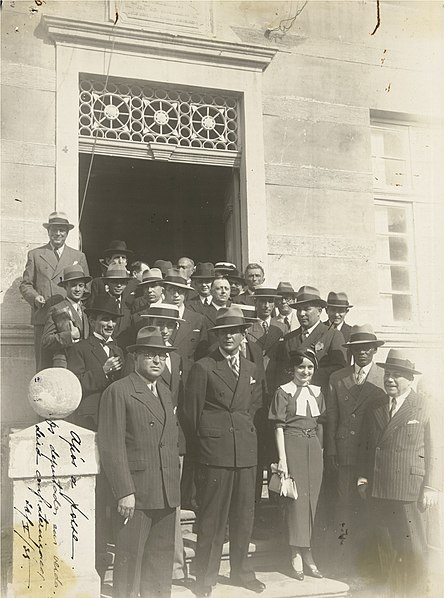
left=289, top=568, right=304, bottom=581
left=304, top=564, right=323, bottom=579
left=290, top=550, right=304, bottom=581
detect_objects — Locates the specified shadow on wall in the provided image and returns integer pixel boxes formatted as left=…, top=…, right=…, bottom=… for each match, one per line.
left=1, top=277, right=30, bottom=326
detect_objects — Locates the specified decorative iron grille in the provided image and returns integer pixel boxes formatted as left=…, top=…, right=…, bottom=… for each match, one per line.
left=79, top=77, right=239, bottom=151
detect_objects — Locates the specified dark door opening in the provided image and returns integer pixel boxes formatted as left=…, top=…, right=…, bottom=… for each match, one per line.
left=79, top=155, right=237, bottom=277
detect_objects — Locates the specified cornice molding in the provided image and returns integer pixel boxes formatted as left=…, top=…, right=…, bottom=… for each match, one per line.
left=41, top=15, right=278, bottom=72
left=1, top=325, right=34, bottom=346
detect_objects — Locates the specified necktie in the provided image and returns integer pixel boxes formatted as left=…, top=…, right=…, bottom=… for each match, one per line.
left=229, top=355, right=239, bottom=378
left=53, top=247, right=59, bottom=262
left=355, top=368, right=365, bottom=385
left=262, top=321, right=269, bottom=334
left=389, top=397, right=397, bottom=418
left=240, top=341, right=247, bottom=359
left=150, top=382, right=158, bottom=397
left=284, top=316, right=290, bottom=333
left=301, top=330, right=309, bottom=342
left=206, top=296, right=212, bottom=306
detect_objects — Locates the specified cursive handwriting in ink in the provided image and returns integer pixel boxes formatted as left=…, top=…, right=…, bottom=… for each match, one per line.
left=46, top=419, right=59, bottom=435
left=35, top=424, right=46, bottom=464
left=59, top=431, right=85, bottom=468
left=59, top=490, right=89, bottom=559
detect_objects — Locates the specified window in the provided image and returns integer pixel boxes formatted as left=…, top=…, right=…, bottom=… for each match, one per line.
left=371, top=118, right=422, bottom=325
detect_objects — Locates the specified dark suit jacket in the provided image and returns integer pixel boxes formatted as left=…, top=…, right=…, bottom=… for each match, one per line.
left=170, top=307, right=208, bottom=376
left=20, top=243, right=89, bottom=325
left=236, top=291, right=255, bottom=306
left=323, top=320, right=352, bottom=343
left=281, top=321, right=346, bottom=392
left=86, top=276, right=137, bottom=308
left=67, top=335, right=124, bottom=428
left=98, top=372, right=180, bottom=509
left=186, top=294, right=211, bottom=316
left=359, top=390, right=434, bottom=502
left=184, top=349, right=262, bottom=468
left=41, top=299, right=89, bottom=369
left=326, top=363, right=386, bottom=466
left=247, top=320, right=286, bottom=398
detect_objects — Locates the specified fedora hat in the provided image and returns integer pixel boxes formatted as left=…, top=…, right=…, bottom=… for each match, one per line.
left=138, top=268, right=163, bottom=286
left=253, top=287, right=280, bottom=299
left=343, top=324, right=385, bottom=348
left=162, top=269, right=191, bottom=291
left=85, top=294, right=123, bottom=318
left=102, top=240, right=133, bottom=258
left=126, top=326, right=176, bottom=353
left=102, top=264, right=131, bottom=280
left=277, top=282, right=296, bottom=296
left=326, top=291, right=353, bottom=308
left=289, top=286, right=327, bottom=308
left=192, top=262, right=215, bottom=279
left=214, top=261, right=238, bottom=276
left=226, top=268, right=245, bottom=284
left=153, top=260, right=173, bottom=275
left=140, top=303, right=185, bottom=322
left=231, top=303, right=258, bottom=323
left=43, top=211, right=74, bottom=230
left=376, top=349, right=422, bottom=375
left=210, top=306, right=251, bottom=331
left=57, top=265, right=92, bottom=286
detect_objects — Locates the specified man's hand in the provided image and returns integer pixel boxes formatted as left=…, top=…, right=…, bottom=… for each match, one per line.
left=70, top=322, right=80, bottom=341
left=277, top=458, right=288, bottom=478
left=34, top=295, right=46, bottom=308
left=103, top=356, right=123, bottom=375
left=118, top=493, right=135, bottom=521
left=421, top=488, right=439, bottom=509
left=327, top=455, right=339, bottom=470
left=357, top=482, right=368, bottom=500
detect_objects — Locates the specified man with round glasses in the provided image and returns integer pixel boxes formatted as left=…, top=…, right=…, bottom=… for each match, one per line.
left=98, top=326, right=180, bottom=598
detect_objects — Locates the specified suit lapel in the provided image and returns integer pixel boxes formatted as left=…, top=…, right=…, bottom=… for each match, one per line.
left=89, top=336, right=108, bottom=367
left=230, top=357, right=250, bottom=408
left=53, top=245, right=72, bottom=280
left=380, top=390, right=418, bottom=443
left=213, top=353, right=237, bottom=394
left=129, top=372, right=165, bottom=424
left=351, top=364, right=382, bottom=412
left=39, top=244, right=59, bottom=272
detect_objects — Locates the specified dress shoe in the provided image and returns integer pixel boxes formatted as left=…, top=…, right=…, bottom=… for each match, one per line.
left=231, top=577, right=266, bottom=593
left=304, top=564, right=323, bottom=578
left=288, top=567, right=304, bottom=581
left=194, top=583, right=213, bottom=597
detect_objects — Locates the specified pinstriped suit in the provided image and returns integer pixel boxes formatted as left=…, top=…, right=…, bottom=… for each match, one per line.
left=98, top=372, right=180, bottom=598
left=359, top=389, right=434, bottom=586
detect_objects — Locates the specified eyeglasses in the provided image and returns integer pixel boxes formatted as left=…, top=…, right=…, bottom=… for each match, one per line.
left=139, top=351, right=168, bottom=361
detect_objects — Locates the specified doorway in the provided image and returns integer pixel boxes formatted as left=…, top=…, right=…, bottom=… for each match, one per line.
left=79, top=154, right=239, bottom=277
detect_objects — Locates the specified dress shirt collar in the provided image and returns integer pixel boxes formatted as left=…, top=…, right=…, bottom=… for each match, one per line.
left=259, top=316, right=272, bottom=327
left=49, top=243, right=64, bottom=257
left=178, top=304, right=185, bottom=318
left=93, top=332, right=112, bottom=344
left=389, top=387, right=411, bottom=415
left=67, top=297, right=82, bottom=313
left=135, top=371, right=159, bottom=393
left=219, top=347, right=240, bottom=363
left=354, top=361, right=373, bottom=378
left=302, top=320, right=320, bottom=336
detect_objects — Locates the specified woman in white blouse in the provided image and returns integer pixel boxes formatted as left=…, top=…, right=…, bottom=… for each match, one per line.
left=269, top=348, right=325, bottom=580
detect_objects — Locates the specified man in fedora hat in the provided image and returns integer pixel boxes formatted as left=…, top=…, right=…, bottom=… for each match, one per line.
left=40, top=265, right=91, bottom=369
left=131, top=267, right=165, bottom=326
left=87, top=240, right=134, bottom=307
left=272, top=282, right=299, bottom=333
left=358, top=349, right=438, bottom=593
left=227, top=268, right=246, bottom=301
left=281, top=286, right=346, bottom=392
left=323, top=292, right=353, bottom=343
left=124, top=260, right=150, bottom=309
left=203, top=277, right=232, bottom=330
left=98, top=327, right=180, bottom=598
left=237, top=263, right=265, bottom=306
left=177, top=257, right=195, bottom=286
left=102, top=263, right=133, bottom=348
left=184, top=307, right=265, bottom=596
left=187, top=262, right=216, bottom=315
left=66, top=293, right=125, bottom=580
left=163, top=268, right=208, bottom=378
left=19, top=211, right=89, bottom=370
left=325, top=325, right=386, bottom=568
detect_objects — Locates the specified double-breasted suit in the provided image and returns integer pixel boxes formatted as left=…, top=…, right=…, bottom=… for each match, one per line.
left=20, top=243, right=89, bottom=369
left=358, top=389, right=435, bottom=584
left=184, top=349, right=262, bottom=587
left=41, top=298, right=89, bottom=369
left=325, top=364, right=386, bottom=546
left=67, top=335, right=124, bottom=430
left=98, top=372, right=180, bottom=598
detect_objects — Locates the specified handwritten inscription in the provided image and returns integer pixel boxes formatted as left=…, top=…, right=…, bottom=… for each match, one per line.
left=13, top=419, right=89, bottom=593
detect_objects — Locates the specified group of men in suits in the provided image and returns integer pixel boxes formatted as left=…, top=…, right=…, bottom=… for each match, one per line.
left=19, top=212, right=438, bottom=597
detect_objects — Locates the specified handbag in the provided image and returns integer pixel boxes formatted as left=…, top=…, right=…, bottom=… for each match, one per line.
left=268, top=465, right=298, bottom=500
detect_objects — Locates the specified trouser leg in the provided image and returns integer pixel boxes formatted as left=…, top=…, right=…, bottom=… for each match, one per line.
left=229, top=466, right=256, bottom=582
left=140, top=507, right=176, bottom=598
left=173, top=456, right=185, bottom=579
left=34, top=324, right=44, bottom=372
left=194, top=465, right=233, bottom=587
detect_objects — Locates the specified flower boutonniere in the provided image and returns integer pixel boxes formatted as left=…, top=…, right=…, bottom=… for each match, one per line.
left=314, top=341, right=324, bottom=352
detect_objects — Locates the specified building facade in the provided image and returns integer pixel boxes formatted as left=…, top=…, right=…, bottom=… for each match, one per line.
left=1, top=0, right=442, bottom=581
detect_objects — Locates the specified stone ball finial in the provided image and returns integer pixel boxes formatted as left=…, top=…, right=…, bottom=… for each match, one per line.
left=28, top=368, right=82, bottom=419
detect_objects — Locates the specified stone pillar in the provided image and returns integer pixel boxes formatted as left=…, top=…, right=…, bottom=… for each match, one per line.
left=8, top=369, right=100, bottom=597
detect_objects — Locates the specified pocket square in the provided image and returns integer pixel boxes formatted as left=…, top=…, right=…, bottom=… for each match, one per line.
left=193, top=329, right=200, bottom=332
left=407, top=420, right=419, bottom=424
left=73, top=261, right=79, bottom=265
left=250, top=377, right=256, bottom=384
